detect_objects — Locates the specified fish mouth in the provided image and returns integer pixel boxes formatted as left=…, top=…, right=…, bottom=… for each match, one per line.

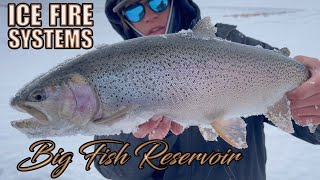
left=12, top=104, right=49, bottom=125
left=11, top=118, right=42, bottom=131
left=11, top=104, right=51, bottom=138
left=11, top=117, right=58, bottom=138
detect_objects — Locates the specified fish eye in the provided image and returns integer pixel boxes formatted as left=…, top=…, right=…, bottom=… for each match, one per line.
left=30, top=89, right=46, bottom=102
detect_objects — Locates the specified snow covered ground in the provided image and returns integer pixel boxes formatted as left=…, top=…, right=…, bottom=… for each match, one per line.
left=0, top=0, right=319, bottom=179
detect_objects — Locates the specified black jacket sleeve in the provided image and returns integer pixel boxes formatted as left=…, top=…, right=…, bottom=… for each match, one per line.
left=262, top=117, right=320, bottom=144
left=289, top=122, right=320, bottom=144
left=215, top=23, right=275, bottom=50
left=217, top=23, right=320, bottom=145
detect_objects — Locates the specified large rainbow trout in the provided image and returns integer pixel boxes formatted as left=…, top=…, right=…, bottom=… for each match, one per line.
left=10, top=17, right=314, bottom=149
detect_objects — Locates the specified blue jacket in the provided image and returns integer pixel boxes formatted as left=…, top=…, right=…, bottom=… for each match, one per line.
left=95, top=1, right=320, bottom=179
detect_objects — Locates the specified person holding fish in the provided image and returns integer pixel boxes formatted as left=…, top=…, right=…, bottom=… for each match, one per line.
left=93, top=0, right=320, bottom=179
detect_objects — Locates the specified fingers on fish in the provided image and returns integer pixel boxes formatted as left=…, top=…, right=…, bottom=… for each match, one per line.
left=133, top=116, right=162, bottom=138
left=170, top=120, right=184, bottom=135
left=133, top=116, right=185, bottom=139
left=149, top=118, right=171, bottom=140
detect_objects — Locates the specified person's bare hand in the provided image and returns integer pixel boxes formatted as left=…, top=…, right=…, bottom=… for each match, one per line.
left=287, top=55, right=320, bottom=126
left=133, top=116, right=184, bottom=140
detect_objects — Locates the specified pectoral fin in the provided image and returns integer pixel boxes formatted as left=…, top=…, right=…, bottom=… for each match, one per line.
left=211, top=117, right=248, bottom=149
left=93, top=105, right=140, bottom=124
left=265, top=96, right=294, bottom=133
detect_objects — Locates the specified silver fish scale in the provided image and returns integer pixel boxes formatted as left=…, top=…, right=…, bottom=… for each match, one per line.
left=29, top=33, right=308, bottom=124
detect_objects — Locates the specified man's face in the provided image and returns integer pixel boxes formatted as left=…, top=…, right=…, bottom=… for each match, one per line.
left=124, top=0, right=171, bottom=35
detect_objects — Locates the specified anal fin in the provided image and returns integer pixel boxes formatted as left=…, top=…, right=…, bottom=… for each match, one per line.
left=211, top=117, right=248, bottom=149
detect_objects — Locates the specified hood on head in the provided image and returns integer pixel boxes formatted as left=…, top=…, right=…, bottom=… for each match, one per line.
left=105, top=0, right=201, bottom=40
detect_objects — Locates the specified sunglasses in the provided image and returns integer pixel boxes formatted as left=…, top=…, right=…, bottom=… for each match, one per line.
left=124, top=0, right=169, bottom=23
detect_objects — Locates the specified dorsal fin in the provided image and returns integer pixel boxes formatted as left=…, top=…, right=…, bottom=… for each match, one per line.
left=274, top=47, right=291, bottom=57
left=192, top=16, right=217, bottom=39
left=279, top=47, right=290, bottom=56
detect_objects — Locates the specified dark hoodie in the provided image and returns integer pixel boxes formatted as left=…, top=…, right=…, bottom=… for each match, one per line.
left=94, top=1, right=320, bottom=180
left=104, top=0, right=276, bottom=49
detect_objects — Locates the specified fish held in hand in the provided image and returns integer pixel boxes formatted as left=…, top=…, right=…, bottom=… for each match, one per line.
left=10, top=17, right=313, bottom=149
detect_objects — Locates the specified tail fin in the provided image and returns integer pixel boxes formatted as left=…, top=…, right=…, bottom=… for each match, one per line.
left=265, top=96, right=294, bottom=133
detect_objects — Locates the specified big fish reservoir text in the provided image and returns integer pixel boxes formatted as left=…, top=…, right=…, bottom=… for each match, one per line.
left=17, top=139, right=243, bottom=178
